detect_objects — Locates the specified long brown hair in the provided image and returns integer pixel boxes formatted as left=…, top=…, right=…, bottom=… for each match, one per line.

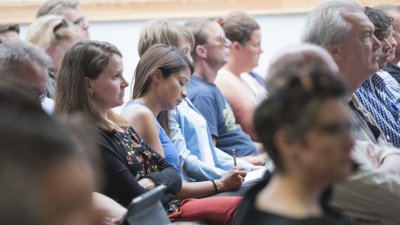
left=54, top=40, right=129, bottom=131
left=137, top=21, right=195, bottom=136
left=131, top=45, right=193, bottom=136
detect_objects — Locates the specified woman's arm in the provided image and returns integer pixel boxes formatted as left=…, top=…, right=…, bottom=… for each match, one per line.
left=141, top=139, right=182, bottom=196
left=175, top=167, right=246, bottom=200
left=122, top=105, right=165, bottom=157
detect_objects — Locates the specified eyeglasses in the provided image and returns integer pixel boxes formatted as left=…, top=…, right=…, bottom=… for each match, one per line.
left=73, top=17, right=86, bottom=27
left=53, top=18, right=69, bottom=33
left=313, top=120, right=359, bottom=136
left=204, top=36, right=231, bottom=48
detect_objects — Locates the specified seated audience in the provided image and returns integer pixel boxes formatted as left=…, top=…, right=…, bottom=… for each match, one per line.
left=216, top=12, right=267, bottom=140
left=122, top=44, right=246, bottom=197
left=0, top=40, right=54, bottom=114
left=234, top=54, right=352, bottom=225
left=376, top=4, right=400, bottom=84
left=302, top=1, right=400, bottom=223
left=185, top=18, right=267, bottom=165
left=0, top=81, right=103, bottom=225
left=55, top=40, right=242, bottom=225
left=354, top=7, right=400, bottom=148
left=136, top=19, right=255, bottom=182
left=36, top=0, right=90, bottom=39
left=26, top=15, right=81, bottom=98
left=0, top=23, right=20, bottom=42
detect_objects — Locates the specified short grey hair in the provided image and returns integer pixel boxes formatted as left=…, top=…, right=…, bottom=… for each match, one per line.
left=301, top=0, right=363, bottom=48
left=0, top=41, right=51, bottom=80
left=36, top=0, right=79, bottom=18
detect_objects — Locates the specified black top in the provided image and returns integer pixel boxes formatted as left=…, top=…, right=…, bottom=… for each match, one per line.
left=96, top=127, right=182, bottom=207
left=384, top=62, right=400, bottom=84
left=233, top=173, right=350, bottom=225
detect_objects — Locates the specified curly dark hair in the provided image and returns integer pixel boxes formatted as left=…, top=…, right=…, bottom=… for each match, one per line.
left=254, top=65, right=346, bottom=173
left=365, top=6, right=392, bottom=41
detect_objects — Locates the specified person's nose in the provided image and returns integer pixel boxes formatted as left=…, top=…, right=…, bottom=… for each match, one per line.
left=372, top=34, right=382, bottom=52
left=389, top=35, right=397, bottom=48
left=382, top=38, right=392, bottom=51
left=181, top=86, right=188, bottom=98
left=121, top=76, right=129, bottom=88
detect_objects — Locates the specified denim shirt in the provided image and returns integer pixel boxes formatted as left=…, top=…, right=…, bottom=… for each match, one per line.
left=169, top=98, right=253, bottom=181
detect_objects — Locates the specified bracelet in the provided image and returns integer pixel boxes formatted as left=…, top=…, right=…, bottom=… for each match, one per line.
left=211, top=180, right=218, bottom=194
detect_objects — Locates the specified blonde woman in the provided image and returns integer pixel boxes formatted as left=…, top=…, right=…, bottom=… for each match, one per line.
left=26, top=14, right=80, bottom=98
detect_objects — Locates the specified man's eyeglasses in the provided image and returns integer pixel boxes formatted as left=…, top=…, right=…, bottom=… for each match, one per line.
left=73, top=17, right=86, bottom=27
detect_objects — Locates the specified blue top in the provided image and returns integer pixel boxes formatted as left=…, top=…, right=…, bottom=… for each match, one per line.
left=187, top=76, right=258, bottom=157
left=169, top=98, right=254, bottom=181
left=124, top=101, right=182, bottom=178
left=355, top=75, right=400, bottom=148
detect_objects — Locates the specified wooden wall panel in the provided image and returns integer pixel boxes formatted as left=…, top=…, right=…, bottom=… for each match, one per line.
left=0, top=0, right=400, bottom=23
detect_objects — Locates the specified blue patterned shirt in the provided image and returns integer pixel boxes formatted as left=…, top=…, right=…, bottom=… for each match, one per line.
left=355, top=73, right=400, bottom=147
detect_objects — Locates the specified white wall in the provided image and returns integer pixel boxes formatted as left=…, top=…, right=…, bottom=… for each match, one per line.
left=20, top=12, right=307, bottom=110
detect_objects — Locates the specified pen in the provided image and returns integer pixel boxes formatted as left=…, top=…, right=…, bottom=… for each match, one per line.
left=232, top=149, right=237, bottom=167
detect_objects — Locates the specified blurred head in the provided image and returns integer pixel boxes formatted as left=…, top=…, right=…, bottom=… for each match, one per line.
left=0, top=81, right=99, bottom=225
left=185, top=18, right=230, bottom=69
left=176, top=25, right=195, bottom=62
left=375, top=4, right=400, bottom=64
left=26, top=15, right=81, bottom=73
left=0, top=41, right=51, bottom=103
left=0, top=23, right=20, bottom=42
left=131, top=45, right=193, bottom=110
left=138, top=20, right=194, bottom=62
left=365, top=7, right=397, bottom=69
left=267, top=44, right=339, bottom=93
left=138, top=20, right=180, bottom=57
left=37, top=0, right=89, bottom=39
left=302, top=0, right=381, bottom=94
left=255, top=65, right=353, bottom=187
left=55, top=41, right=129, bottom=131
left=223, top=11, right=263, bottom=71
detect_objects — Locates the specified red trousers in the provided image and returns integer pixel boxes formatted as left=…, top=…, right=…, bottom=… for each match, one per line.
left=169, top=196, right=242, bottom=225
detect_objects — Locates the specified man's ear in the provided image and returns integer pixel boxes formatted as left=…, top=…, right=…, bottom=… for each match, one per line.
left=151, top=69, right=162, bottom=84
left=195, top=45, right=207, bottom=59
left=327, top=45, right=341, bottom=61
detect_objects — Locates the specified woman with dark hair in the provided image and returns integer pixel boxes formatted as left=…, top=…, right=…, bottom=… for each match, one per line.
left=122, top=44, right=245, bottom=198
left=56, top=41, right=242, bottom=225
left=234, top=65, right=353, bottom=225
left=55, top=40, right=181, bottom=206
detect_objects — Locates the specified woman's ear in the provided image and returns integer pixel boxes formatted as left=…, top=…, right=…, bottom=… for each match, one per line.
left=231, top=41, right=241, bottom=51
left=151, top=69, right=163, bottom=84
left=274, top=130, right=298, bottom=159
left=85, top=77, right=94, bottom=96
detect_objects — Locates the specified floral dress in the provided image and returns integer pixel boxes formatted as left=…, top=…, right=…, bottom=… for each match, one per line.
left=97, top=127, right=182, bottom=213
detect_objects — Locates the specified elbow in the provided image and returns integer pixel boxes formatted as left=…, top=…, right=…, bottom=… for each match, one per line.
left=168, top=169, right=183, bottom=195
